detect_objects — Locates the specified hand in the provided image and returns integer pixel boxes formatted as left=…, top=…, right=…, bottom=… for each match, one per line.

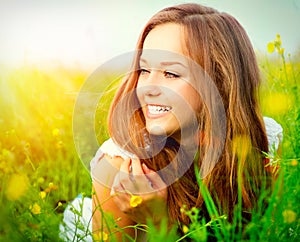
left=111, top=157, right=168, bottom=225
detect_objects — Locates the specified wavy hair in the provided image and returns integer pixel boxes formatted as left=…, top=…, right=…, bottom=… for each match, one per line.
left=108, top=3, right=270, bottom=225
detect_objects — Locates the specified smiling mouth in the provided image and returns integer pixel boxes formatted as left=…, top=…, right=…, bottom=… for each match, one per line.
left=147, top=104, right=172, bottom=115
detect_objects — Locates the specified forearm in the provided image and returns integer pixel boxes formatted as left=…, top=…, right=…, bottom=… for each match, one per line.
left=91, top=154, right=137, bottom=240
left=92, top=182, right=137, bottom=241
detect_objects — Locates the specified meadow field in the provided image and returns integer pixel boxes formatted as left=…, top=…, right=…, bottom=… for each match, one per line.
left=0, top=36, right=299, bottom=241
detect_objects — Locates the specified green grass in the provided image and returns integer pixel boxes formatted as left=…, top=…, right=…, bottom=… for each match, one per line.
left=0, top=36, right=299, bottom=241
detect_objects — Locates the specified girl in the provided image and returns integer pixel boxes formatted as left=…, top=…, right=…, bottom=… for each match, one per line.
left=62, top=3, right=283, bottom=241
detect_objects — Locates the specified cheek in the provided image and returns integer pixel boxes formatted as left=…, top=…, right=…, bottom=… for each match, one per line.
left=189, top=90, right=201, bottom=111
left=136, top=84, right=143, bottom=103
left=136, top=76, right=149, bottom=101
left=177, top=84, right=201, bottom=112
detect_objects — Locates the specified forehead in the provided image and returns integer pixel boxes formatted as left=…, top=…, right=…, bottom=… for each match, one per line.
left=143, top=23, right=184, bottom=55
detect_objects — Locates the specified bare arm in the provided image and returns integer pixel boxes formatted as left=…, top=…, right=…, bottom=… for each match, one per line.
left=92, top=154, right=168, bottom=241
left=92, top=155, right=137, bottom=241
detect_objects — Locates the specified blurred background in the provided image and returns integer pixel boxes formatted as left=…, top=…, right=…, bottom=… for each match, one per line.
left=0, top=1, right=299, bottom=241
left=0, top=0, right=299, bottom=69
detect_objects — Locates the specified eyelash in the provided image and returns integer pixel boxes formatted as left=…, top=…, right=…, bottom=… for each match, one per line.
left=139, top=68, right=180, bottom=79
left=164, top=71, right=180, bottom=79
left=139, top=68, right=150, bottom=75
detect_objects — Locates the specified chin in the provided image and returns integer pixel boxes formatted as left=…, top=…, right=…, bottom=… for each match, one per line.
left=146, top=126, right=167, bottom=137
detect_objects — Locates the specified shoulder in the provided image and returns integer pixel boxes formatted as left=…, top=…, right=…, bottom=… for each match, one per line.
left=263, top=116, right=283, bottom=152
left=263, top=117, right=283, bottom=139
left=90, top=138, right=134, bottom=184
left=100, top=138, right=135, bottom=159
left=263, top=117, right=283, bottom=133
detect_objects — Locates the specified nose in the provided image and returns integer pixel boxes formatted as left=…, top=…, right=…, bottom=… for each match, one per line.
left=143, top=85, right=161, bottom=97
left=139, top=70, right=162, bottom=97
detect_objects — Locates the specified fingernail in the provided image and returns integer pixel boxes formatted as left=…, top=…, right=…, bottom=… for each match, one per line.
left=110, top=188, right=115, bottom=196
left=142, top=163, right=149, bottom=171
left=113, top=155, right=123, bottom=159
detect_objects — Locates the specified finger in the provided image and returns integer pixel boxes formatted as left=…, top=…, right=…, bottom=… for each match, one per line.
left=119, top=157, right=131, bottom=174
left=142, top=163, right=166, bottom=191
left=112, top=191, right=131, bottom=213
left=110, top=187, right=115, bottom=195
left=131, top=157, right=144, bottom=176
left=141, top=163, right=154, bottom=188
left=131, top=158, right=153, bottom=190
left=142, top=163, right=153, bottom=174
left=111, top=173, right=119, bottom=195
left=118, top=158, right=131, bottom=184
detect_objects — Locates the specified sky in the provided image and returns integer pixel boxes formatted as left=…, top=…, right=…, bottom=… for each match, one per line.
left=0, top=0, right=299, bottom=69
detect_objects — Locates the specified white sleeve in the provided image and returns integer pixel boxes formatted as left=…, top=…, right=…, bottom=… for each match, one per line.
left=263, top=117, right=283, bottom=153
left=89, top=138, right=135, bottom=171
left=100, top=138, right=135, bottom=159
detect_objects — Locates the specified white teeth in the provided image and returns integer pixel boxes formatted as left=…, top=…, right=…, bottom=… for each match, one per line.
left=147, top=105, right=171, bottom=114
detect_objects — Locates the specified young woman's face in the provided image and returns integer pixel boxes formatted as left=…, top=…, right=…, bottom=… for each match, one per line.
left=136, top=23, right=200, bottom=140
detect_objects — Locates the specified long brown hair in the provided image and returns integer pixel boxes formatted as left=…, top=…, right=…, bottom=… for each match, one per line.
left=108, top=3, right=270, bottom=225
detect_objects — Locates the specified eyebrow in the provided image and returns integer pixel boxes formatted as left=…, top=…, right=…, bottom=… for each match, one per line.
left=139, top=58, right=187, bottom=68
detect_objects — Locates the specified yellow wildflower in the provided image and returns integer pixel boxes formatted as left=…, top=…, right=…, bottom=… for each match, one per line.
left=276, top=34, right=281, bottom=40
left=282, top=209, right=297, bottom=224
left=45, top=182, right=58, bottom=193
left=267, top=42, right=275, bottom=53
left=130, top=195, right=143, bottom=207
left=180, top=205, right=187, bottom=214
left=278, top=48, right=285, bottom=55
left=5, top=173, right=29, bottom=201
left=290, top=160, right=298, bottom=166
left=182, top=225, right=189, bottom=234
left=275, top=34, right=282, bottom=46
left=39, top=191, right=46, bottom=200
left=93, top=231, right=108, bottom=241
left=30, top=203, right=41, bottom=215
left=52, top=128, right=60, bottom=137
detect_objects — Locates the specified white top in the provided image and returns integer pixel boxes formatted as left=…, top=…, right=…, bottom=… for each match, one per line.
left=264, top=117, right=283, bottom=154
left=89, top=139, right=136, bottom=171
left=90, top=117, right=283, bottom=170
left=61, top=117, right=283, bottom=241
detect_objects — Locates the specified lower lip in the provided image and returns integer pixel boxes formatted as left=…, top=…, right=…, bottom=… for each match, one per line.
left=145, top=107, right=171, bottom=119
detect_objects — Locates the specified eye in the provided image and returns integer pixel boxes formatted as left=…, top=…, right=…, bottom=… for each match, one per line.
left=164, top=71, right=180, bottom=79
left=139, top=68, right=150, bottom=75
